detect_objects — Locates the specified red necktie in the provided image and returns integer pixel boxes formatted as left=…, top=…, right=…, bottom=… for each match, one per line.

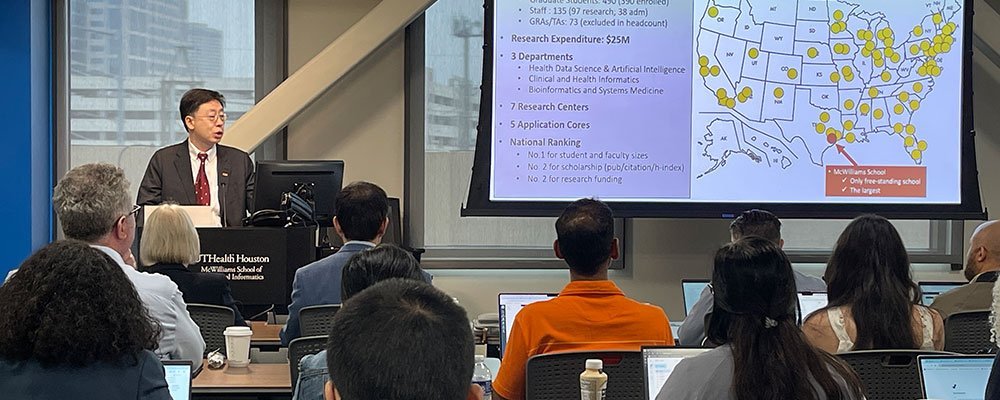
left=195, top=153, right=210, bottom=206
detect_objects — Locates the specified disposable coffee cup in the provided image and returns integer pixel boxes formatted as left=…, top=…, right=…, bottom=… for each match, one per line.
left=224, top=326, right=253, bottom=367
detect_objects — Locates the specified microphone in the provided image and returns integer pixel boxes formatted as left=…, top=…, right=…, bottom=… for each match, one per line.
left=220, top=171, right=229, bottom=227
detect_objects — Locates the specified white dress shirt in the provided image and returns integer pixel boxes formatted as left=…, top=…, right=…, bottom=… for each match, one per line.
left=188, top=141, right=220, bottom=221
left=93, top=245, right=206, bottom=370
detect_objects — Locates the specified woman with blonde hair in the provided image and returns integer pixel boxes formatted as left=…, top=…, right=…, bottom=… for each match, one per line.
left=142, top=204, right=246, bottom=326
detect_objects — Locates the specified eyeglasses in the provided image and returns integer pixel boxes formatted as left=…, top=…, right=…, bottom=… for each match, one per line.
left=127, top=204, right=141, bottom=217
left=196, top=112, right=227, bottom=123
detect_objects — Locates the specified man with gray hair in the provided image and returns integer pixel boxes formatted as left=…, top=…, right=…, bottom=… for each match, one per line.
left=53, top=163, right=205, bottom=369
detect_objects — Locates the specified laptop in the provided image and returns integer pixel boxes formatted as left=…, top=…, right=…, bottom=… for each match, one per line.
left=919, top=281, right=964, bottom=306
left=681, top=279, right=710, bottom=316
left=642, top=346, right=710, bottom=400
left=498, top=293, right=557, bottom=357
left=797, top=292, right=828, bottom=319
left=918, top=354, right=994, bottom=400
left=162, top=360, right=193, bottom=400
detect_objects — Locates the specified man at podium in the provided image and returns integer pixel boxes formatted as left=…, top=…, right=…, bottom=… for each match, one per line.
left=137, top=88, right=254, bottom=227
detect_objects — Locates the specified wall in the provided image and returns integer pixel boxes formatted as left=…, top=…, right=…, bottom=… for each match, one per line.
left=285, top=0, right=991, bottom=318
left=0, top=0, right=51, bottom=276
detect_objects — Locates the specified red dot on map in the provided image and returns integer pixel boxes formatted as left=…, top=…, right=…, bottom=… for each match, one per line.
left=827, top=134, right=837, bottom=144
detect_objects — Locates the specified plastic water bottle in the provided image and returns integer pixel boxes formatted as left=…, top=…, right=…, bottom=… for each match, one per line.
left=580, top=359, right=607, bottom=400
left=472, top=355, right=493, bottom=400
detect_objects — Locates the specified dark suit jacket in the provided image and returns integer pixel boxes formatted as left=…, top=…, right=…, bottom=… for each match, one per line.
left=146, top=263, right=247, bottom=327
left=0, top=350, right=170, bottom=400
left=137, top=140, right=254, bottom=227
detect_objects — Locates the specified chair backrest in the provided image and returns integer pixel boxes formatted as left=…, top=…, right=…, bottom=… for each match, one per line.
left=526, top=350, right=642, bottom=400
left=288, top=335, right=329, bottom=385
left=837, top=349, right=955, bottom=400
left=944, top=310, right=997, bottom=354
left=299, top=304, right=341, bottom=337
left=187, top=303, right=235, bottom=356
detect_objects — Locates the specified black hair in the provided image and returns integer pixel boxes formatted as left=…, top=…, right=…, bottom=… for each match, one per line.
left=823, top=214, right=922, bottom=349
left=555, top=198, right=615, bottom=275
left=326, top=279, right=473, bottom=400
left=179, top=88, right=225, bottom=132
left=730, top=209, right=782, bottom=244
left=341, top=244, right=424, bottom=301
left=707, top=237, right=863, bottom=400
left=335, top=181, right=389, bottom=241
left=0, top=240, right=160, bottom=367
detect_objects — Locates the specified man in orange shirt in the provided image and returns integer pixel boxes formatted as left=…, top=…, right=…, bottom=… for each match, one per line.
left=493, top=199, right=673, bottom=400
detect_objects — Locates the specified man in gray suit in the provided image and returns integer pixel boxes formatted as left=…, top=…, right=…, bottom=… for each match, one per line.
left=280, top=181, right=432, bottom=345
left=931, top=221, right=1000, bottom=319
left=677, top=209, right=826, bottom=346
left=137, top=88, right=254, bottom=227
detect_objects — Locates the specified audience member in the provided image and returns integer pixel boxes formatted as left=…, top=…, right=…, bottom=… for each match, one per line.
left=803, top=214, right=944, bottom=352
left=322, top=279, right=481, bottom=400
left=141, top=204, right=247, bottom=326
left=292, top=244, right=426, bottom=400
left=657, top=237, right=863, bottom=400
left=678, top=209, right=826, bottom=345
left=931, top=220, right=1000, bottom=319
left=0, top=241, right=171, bottom=399
left=281, top=181, right=431, bottom=345
left=983, top=279, right=1000, bottom=399
left=53, top=163, right=205, bottom=368
left=493, top=198, right=673, bottom=400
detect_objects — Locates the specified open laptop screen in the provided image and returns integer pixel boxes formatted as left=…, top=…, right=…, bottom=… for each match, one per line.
left=919, top=355, right=993, bottom=400
left=162, top=360, right=193, bottom=400
left=797, top=292, right=828, bottom=319
left=681, top=280, right=709, bottom=316
left=498, top=293, right=557, bottom=357
left=919, top=281, right=964, bottom=305
left=642, top=347, right=709, bottom=400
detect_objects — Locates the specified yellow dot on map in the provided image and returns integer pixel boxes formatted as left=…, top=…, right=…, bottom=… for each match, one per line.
left=894, top=122, right=904, bottom=133
left=861, top=48, right=871, bottom=58
left=708, top=6, right=719, bottom=18
left=820, top=111, right=831, bottom=123
left=835, top=130, right=844, bottom=140
left=834, top=10, right=844, bottom=21
left=868, top=87, right=879, bottom=98
left=914, top=25, right=924, bottom=36
left=890, top=53, right=902, bottom=64
left=874, top=58, right=885, bottom=68
left=921, top=40, right=931, bottom=51
left=875, top=49, right=885, bottom=60
left=906, top=124, right=916, bottom=135
left=808, top=47, right=819, bottom=58
left=910, top=100, right=921, bottom=110
left=881, top=71, right=892, bottom=82
left=700, top=66, right=710, bottom=77
left=933, top=13, right=943, bottom=25
left=826, top=127, right=837, bottom=136
left=841, top=66, right=852, bottom=76
left=787, top=68, right=799, bottom=80
left=844, top=99, right=855, bottom=110
left=737, top=94, right=747, bottom=103
left=860, top=103, right=871, bottom=115
left=816, top=123, right=826, bottom=134
left=905, top=136, right=916, bottom=147
left=844, top=73, right=855, bottom=82
left=911, top=149, right=923, bottom=160
left=699, top=56, right=709, bottom=67
left=933, top=43, right=943, bottom=54
left=943, top=24, right=954, bottom=36
left=910, top=44, right=920, bottom=55
left=931, top=66, right=942, bottom=76
left=774, top=87, right=785, bottom=99
left=918, top=66, right=928, bottom=76
left=831, top=23, right=841, bottom=34
left=874, top=108, right=885, bottom=120
left=846, top=132, right=857, bottom=143
left=726, top=98, right=736, bottom=108
left=942, top=43, right=952, bottom=53
left=844, top=120, right=855, bottom=130
left=914, top=82, right=924, bottom=92
left=711, top=65, right=721, bottom=76
left=865, top=41, right=875, bottom=51
left=945, top=35, right=955, bottom=45
left=742, top=87, right=752, bottom=98
left=884, top=37, right=894, bottom=47
left=898, top=92, right=910, bottom=102
left=877, top=29, right=886, bottom=40
left=830, top=71, right=841, bottom=83
left=918, top=140, right=928, bottom=151
left=894, top=104, right=905, bottom=115
left=716, top=88, right=728, bottom=99
left=749, top=48, right=759, bottom=59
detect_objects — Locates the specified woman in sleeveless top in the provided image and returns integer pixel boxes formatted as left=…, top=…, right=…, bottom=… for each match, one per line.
left=803, top=215, right=944, bottom=353
left=656, top=237, right=864, bottom=400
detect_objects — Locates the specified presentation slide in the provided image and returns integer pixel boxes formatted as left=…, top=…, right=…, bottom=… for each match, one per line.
left=489, top=0, right=965, bottom=204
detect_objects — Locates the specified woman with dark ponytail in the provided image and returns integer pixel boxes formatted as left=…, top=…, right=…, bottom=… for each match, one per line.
left=656, top=237, right=863, bottom=400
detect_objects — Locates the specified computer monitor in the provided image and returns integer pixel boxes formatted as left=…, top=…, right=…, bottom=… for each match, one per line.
left=919, top=355, right=994, bottom=400
left=498, top=293, right=557, bottom=357
left=681, top=279, right=710, bottom=316
left=642, top=346, right=710, bottom=400
left=252, top=160, right=345, bottom=227
left=797, top=292, right=828, bottom=319
left=919, top=281, right=965, bottom=306
left=162, top=360, right=193, bottom=400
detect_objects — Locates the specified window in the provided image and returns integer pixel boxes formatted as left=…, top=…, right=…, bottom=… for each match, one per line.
left=65, top=0, right=256, bottom=201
